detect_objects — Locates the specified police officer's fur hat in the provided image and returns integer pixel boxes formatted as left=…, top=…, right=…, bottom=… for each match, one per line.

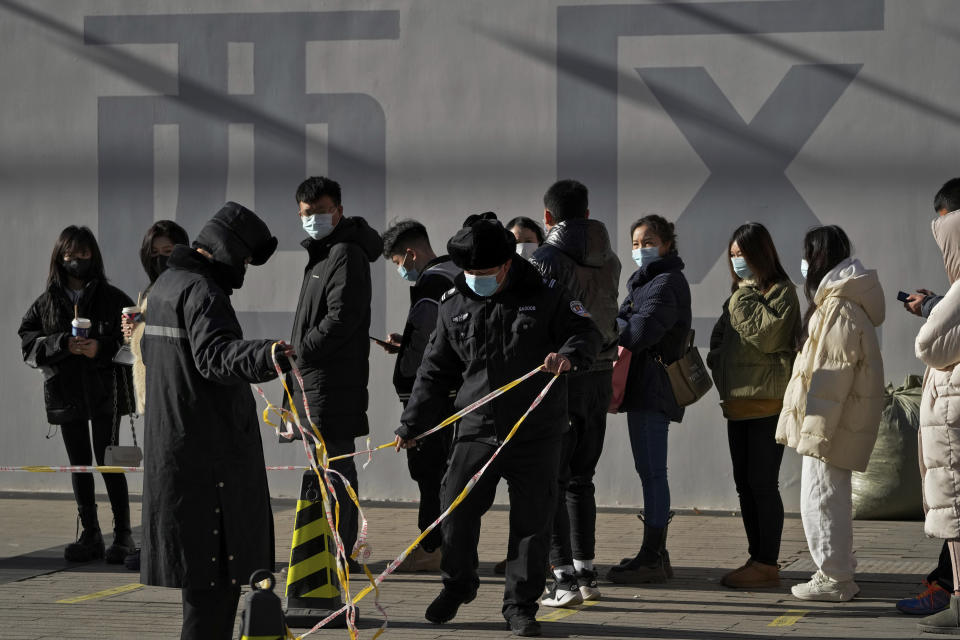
left=447, top=218, right=516, bottom=270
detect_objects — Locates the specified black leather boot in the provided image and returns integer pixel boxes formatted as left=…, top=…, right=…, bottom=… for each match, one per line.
left=105, top=502, right=135, bottom=564
left=65, top=505, right=105, bottom=562
left=606, top=513, right=668, bottom=584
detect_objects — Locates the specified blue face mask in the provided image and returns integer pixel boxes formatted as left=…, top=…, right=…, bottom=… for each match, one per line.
left=465, top=271, right=501, bottom=297
left=397, top=254, right=419, bottom=282
left=731, top=256, right=753, bottom=280
left=302, top=213, right=335, bottom=240
left=800, top=259, right=809, bottom=280
left=632, top=246, right=660, bottom=269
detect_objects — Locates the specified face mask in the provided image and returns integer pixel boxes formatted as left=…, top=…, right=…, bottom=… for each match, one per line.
left=465, top=271, right=501, bottom=297
left=148, top=255, right=169, bottom=282
left=397, top=254, right=419, bottom=282
left=731, top=256, right=753, bottom=280
left=800, top=259, right=809, bottom=280
left=632, top=246, right=660, bottom=269
left=516, top=242, right=538, bottom=260
left=63, top=258, right=92, bottom=280
left=302, top=213, right=335, bottom=240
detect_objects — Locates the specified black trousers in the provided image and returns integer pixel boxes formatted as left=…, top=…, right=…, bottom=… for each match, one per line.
left=325, top=439, right=359, bottom=557
left=929, top=541, right=954, bottom=591
left=60, top=415, right=129, bottom=525
left=405, top=427, right=452, bottom=552
left=727, top=416, right=785, bottom=566
left=181, top=528, right=241, bottom=640
left=440, top=437, right=561, bottom=619
left=550, top=371, right=610, bottom=566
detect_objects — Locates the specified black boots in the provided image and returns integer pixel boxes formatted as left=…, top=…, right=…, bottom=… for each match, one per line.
left=65, top=505, right=105, bottom=562
left=105, top=501, right=135, bottom=564
left=606, top=512, right=673, bottom=584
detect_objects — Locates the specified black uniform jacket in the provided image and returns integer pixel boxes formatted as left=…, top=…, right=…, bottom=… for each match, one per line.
left=140, top=246, right=280, bottom=589
left=393, top=255, right=460, bottom=402
left=398, top=257, right=603, bottom=444
left=19, top=279, right=134, bottom=424
left=531, top=219, right=622, bottom=369
left=288, top=217, right=382, bottom=441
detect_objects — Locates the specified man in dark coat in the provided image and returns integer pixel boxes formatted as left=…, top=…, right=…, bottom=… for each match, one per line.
left=288, top=176, right=382, bottom=564
left=379, top=219, right=460, bottom=572
left=140, top=202, right=293, bottom=640
left=395, top=219, right=603, bottom=637
left=529, top=179, right=621, bottom=608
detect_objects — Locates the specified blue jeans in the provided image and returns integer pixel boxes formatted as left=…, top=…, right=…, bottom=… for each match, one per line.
left=627, top=409, right=670, bottom=528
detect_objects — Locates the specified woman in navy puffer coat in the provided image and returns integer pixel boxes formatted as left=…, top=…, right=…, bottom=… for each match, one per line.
left=607, top=215, right=691, bottom=585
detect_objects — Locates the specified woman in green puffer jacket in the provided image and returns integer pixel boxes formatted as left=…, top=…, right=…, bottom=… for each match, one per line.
left=706, top=222, right=801, bottom=590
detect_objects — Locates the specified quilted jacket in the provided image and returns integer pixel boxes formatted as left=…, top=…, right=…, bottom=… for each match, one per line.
left=776, top=258, right=885, bottom=472
left=707, top=280, right=801, bottom=403
left=917, top=209, right=960, bottom=539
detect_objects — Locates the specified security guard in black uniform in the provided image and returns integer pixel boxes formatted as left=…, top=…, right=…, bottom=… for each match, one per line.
left=394, top=218, right=602, bottom=637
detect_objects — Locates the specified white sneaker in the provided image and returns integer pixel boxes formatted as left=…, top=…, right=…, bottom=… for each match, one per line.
left=791, top=570, right=860, bottom=602
left=576, top=568, right=601, bottom=602
left=540, top=572, right=583, bottom=608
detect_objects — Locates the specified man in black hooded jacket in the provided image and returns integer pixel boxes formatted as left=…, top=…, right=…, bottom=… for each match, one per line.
left=396, top=219, right=602, bottom=637
left=530, top=180, right=621, bottom=607
left=140, top=202, right=294, bottom=640
left=287, top=176, right=383, bottom=564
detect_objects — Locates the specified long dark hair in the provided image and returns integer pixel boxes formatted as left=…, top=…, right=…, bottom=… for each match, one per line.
left=727, top=223, right=790, bottom=293
left=47, top=226, right=106, bottom=290
left=798, top=225, right=852, bottom=346
left=140, top=220, right=189, bottom=282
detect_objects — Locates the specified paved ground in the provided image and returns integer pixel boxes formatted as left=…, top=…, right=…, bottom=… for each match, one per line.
left=0, top=492, right=942, bottom=639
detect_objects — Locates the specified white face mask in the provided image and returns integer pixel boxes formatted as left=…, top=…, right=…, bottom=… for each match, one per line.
left=302, top=213, right=335, bottom=240
left=632, top=246, right=660, bottom=269
left=516, top=242, right=538, bottom=260
left=800, top=259, right=809, bottom=280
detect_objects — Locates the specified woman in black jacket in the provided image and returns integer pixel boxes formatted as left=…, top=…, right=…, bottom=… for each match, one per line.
left=19, top=226, right=135, bottom=563
left=606, top=215, right=691, bottom=585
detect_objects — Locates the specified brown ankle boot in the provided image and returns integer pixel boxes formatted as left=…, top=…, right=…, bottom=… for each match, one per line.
left=721, top=560, right=780, bottom=589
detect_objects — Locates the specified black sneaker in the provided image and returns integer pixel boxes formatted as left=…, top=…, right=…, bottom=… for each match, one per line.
left=425, top=588, right=476, bottom=624
left=506, top=612, right=542, bottom=637
left=540, top=571, right=583, bottom=608
left=576, top=568, right=601, bottom=601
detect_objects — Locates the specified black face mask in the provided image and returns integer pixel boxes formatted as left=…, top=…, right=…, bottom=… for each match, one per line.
left=63, top=258, right=92, bottom=281
left=148, top=255, right=169, bottom=282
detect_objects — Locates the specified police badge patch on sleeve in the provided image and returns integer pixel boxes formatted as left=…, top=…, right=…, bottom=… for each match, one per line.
left=570, top=301, right=591, bottom=317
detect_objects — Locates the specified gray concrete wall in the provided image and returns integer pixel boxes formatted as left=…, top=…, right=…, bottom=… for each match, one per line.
left=1, top=0, right=955, bottom=511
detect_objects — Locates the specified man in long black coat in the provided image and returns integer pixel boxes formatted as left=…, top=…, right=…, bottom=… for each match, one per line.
left=140, top=202, right=293, bottom=640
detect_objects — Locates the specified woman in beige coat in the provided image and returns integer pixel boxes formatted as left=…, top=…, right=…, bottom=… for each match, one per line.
left=777, top=225, right=885, bottom=602
left=916, top=208, right=960, bottom=634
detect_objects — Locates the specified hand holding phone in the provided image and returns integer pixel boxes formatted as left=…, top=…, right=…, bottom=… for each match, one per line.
left=897, top=291, right=910, bottom=303
left=370, top=335, right=401, bottom=354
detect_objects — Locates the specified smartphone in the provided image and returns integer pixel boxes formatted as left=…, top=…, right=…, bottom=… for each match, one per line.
left=897, top=291, right=910, bottom=303
left=369, top=336, right=394, bottom=348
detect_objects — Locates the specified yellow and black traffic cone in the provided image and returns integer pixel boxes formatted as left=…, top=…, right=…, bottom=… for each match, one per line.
left=238, top=569, right=288, bottom=640
left=283, top=471, right=352, bottom=629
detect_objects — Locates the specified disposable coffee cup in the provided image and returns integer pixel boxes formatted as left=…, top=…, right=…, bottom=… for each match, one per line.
left=72, top=318, right=91, bottom=338
left=121, top=306, right=143, bottom=324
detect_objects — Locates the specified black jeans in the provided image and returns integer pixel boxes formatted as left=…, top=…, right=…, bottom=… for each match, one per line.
left=929, top=541, right=954, bottom=591
left=60, top=415, right=129, bottom=525
left=727, top=416, right=785, bottom=566
left=325, top=439, right=359, bottom=557
left=406, top=427, right=452, bottom=552
left=550, top=371, right=610, bottom=566
left=181, top=531, right=241, bottom=640
left=440, top=437, right=561, bottom=619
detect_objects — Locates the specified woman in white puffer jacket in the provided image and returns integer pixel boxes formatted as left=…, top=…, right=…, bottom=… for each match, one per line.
left=776, top=225, right=885, bottom=603
left=916, top=209, right=960, bottom=634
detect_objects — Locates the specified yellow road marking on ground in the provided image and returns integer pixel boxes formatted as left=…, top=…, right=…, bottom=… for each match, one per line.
left=768, top=609, right=810, bottom=626
left=57, top=583, right=144, bottom=604
left=537, top=600, right=599, bottom=622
